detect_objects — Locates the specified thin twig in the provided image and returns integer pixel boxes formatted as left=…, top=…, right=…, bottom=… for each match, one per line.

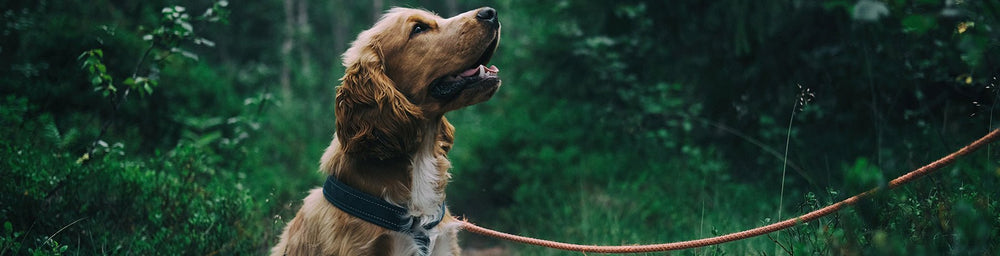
left=132, top=44, right=155, bottom=79
left=767, top=231, right=793, bottom=255
left=42, top=217, right=87, bottom=247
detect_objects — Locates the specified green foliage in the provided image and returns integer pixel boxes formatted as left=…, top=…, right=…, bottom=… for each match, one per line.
left=78, top=1, right=228, bottom=103
left=772, top=159, right=1000, bottom=255
left=0, top=95, right=281, bottom=255
left=2, top=221, right=25, bottom=254
left=78, top=49, right=116, bottom=97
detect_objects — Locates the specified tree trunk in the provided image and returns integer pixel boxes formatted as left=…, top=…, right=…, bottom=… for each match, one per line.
left=446, top=0, right=457, bottom=16
left=371, top=0, right=383, bottom=22
left=281, top=0, right=295, bottom=99
left=297, top=0, right=313, bottom=88
left=331, top=0, right=350, bottom=57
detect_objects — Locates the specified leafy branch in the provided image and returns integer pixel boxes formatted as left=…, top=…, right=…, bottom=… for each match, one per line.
left=76, top=1, right=228, bottom=162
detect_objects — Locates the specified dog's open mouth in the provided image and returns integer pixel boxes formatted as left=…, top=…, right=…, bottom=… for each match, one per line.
left=429, top=36, right=500, bottom=100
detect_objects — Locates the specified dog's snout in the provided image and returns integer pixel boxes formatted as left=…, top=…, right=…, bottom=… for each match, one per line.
left=476, top=7, right=497, bottom=24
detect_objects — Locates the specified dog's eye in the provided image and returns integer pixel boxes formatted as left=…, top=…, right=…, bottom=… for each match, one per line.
left=411, top=23, right=430, bottom=36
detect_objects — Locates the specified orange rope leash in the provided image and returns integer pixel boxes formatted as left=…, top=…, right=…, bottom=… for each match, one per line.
left=458, top=129, right=1000, bottom=253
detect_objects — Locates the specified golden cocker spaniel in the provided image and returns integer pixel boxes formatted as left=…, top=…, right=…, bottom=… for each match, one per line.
left=271, top=6, right=501, bottom=256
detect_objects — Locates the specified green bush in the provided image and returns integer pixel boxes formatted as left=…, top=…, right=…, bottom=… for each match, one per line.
left=0, top=94, right=284, bottom=255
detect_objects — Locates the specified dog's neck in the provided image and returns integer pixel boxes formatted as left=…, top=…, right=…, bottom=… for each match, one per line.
left=321, top=117, right=449, bottom=221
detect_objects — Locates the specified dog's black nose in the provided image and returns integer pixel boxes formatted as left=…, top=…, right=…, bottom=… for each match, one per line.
left=476, top=7, right=497, bottom=23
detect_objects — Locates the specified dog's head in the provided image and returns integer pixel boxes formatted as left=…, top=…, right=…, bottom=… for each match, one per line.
left=337, top=7, right=501, bottom=160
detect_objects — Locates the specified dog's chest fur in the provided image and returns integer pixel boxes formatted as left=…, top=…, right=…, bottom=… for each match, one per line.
left=408, top=123, right=448, bottom=223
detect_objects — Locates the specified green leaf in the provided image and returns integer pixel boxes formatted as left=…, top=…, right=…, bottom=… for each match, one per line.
left=90, top=76, right=102, bottom=86
left=901, top=14, right=937, bottom=35
left=124, top=77, right=136, bottom=86
left=143, top=83, right=153, bottom=95
left=194, top=132, right=222, bottom=147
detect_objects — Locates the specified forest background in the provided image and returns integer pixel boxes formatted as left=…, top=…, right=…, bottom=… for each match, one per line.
left=2, top=0, right=999, bottom=255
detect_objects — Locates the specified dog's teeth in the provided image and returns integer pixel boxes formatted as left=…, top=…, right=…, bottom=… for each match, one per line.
left=479, top=65, right=498, bottom=76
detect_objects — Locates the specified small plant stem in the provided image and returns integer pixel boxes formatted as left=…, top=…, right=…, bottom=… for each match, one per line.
left=989, top=78, right=998, bottom=161
left=132, top=44, right=155, bottom=79
left=767, top=233, right=793, bottom=255
left=775, top=101, right=796, bottom=255
left=862, top=45, right=882, bottom=169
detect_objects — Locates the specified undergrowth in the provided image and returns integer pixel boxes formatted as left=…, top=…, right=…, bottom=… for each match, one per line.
left=0, top=94, right=290, bottom=255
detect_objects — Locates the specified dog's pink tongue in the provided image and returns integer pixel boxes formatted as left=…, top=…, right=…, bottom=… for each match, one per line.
left=459, top=65, right=482, bottom=77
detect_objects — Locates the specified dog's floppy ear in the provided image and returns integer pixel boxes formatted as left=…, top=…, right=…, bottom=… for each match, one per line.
left=336, top=40, right=422, bottom=160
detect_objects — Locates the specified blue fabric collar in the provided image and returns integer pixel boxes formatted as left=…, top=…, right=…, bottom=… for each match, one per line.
left=322, top=175, right=445, bottom=253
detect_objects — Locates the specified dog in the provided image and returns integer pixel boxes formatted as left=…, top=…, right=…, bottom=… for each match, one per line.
left=271, top=6, right=501, bottom=256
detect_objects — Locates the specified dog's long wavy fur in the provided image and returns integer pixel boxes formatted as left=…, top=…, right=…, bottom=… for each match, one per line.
left=271, top=7, right=500, bottom=256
